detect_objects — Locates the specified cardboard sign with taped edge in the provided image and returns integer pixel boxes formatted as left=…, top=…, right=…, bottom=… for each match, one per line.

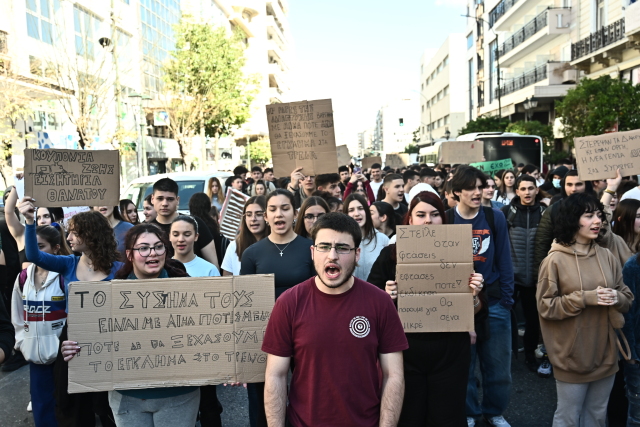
left=67, top=275, right=275, bottom=393
left=266, top=99, right=339, bottom=178
left=574, top=129, right=640, bottom=181
left=24, top=149, right=120, bottom=207
left=440, top=141, right=484, bottom=165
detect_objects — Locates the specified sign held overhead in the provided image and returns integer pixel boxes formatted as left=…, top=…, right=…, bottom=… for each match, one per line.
left=266, top=99, right=339, bottom=178
left=67, top=275, right=275, bottom=393
left=440, top=141, right=484, bottom=164
left=362, top=156, right=382, bottom=170
left=24, top=149, right=120, bottom=207
left=574, top=129, right=640, bottom=180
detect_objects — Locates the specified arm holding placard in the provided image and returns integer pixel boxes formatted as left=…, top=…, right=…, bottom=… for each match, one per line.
left=600, top=169, right=622, bottom=217
left=4, top=187, right=25, bottom=249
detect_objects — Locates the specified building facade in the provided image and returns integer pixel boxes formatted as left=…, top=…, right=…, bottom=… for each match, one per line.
left=373, top=97, right=419, bottom=154
left=419, top=34, right=468, bottom=145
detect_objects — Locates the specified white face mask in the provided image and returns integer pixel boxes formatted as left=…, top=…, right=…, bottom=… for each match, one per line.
left=552, top=178, right=561, bottom=189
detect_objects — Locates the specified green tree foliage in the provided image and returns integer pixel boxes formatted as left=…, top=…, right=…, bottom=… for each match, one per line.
left=161, top=19, right=257, bottom=164
left=458, top=115, right=509, bottom=135
left=404, top=144, right=419, bottom=154
left=555, top=75, right=640, bottom=145
left=412, top=127, right=420, bottom=144
left=249, top=139, right=272, bottom=165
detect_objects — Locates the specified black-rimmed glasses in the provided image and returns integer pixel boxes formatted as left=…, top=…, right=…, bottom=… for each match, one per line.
left=132, top=243, right=166, bottom=257
left=314, top=243, right=356, bottom=254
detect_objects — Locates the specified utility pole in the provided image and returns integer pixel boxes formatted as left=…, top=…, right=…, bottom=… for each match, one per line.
left=110, top=0, right=121, bottom=131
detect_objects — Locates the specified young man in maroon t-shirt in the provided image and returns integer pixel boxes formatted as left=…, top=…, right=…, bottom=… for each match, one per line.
left=263, top=212, right=408, bottom=427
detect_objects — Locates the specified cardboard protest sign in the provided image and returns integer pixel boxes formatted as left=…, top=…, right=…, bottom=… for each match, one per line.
left=440, top=141, right=484, bottom=164
left=574, top=129, right=640, bottom=180
left=395, top=224, right=474, bottom=333
left=337, top=145, right=351, bottom=167
left=266, top=99, right=339, bottom=177
left=362, top=156, right=382, bottom=170
left=62, top=206, right=91, bottom=230
left=219, top=188, right=250, bottom=241
left=385, top=153, right=410, bottom=169
left=470, top=158, right=514, bottom=174
left=67, top=275, right=275, bottom=393
left=24, top=149, right=120, bottom=207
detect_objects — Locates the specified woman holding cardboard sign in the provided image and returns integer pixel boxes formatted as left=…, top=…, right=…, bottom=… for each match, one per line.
left=19, top=196, right=122, bottom=427
left=367, top=191, right=486, bottom=427
left=60, top=223, right=203, bottom=427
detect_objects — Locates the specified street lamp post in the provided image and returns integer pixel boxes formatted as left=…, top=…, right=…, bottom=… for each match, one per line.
left=444, top=128, right=451, bottom=140
left=128, top=92, right=151, bottom=176
left=523, top=96, right=538, bottom=122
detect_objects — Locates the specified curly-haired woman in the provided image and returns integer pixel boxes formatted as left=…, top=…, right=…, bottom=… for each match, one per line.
left=62, top=223, right=199, bottom=427
left=19, top=196, right=122, bottom=427
left=537, top=192, right=633, bottom=426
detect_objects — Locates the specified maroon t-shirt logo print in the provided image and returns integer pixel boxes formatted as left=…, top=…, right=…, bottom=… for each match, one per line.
left=349, top=316, right=370, bottom=338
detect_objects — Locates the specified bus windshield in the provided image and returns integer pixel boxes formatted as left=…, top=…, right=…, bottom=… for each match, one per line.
left=479, top=136, right=542, bottom=169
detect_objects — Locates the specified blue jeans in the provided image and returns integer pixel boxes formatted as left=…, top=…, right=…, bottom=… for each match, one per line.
left=466, top=303, right=512, bottom=418
left=30, top=362, right=58, bottom=427
left=625, top=361, right=640, bottom=426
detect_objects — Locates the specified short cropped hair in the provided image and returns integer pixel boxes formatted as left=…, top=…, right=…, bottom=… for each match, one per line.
left=251, top=166, right=262, bottom=173
left=338, top=165, right=349, bottom=173
left=403, top=170, right=419, bottom=183
left=233, top=165, right=249, bottom=175
left=371, top=163, right=382, bottom=170
left=153, top=178, right=179, bottom=196
left=310, top=212, right=362, bottom=248
left=264, top=168, right=274, bottom=174
left=420, top=168, right=438, bottom=178
left=516, top=175, right=537, bottom=188
left=383, top=173, right=403, bottom=187
left=315, top=173, right=340, bottom=189
left=449, top=166, right=487, bottom=201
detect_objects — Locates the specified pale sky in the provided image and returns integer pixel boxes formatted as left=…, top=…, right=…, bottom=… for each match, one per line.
left=288, top=0, right=468, bottom=146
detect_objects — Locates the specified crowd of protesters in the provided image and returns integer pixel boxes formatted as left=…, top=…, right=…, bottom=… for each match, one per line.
left=0, top=157, right=639, bottom=427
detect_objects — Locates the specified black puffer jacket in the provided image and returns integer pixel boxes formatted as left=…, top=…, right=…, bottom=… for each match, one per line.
left=534, top=201, right=560, bottom=268
left=501, top=198, right=545, bottom=287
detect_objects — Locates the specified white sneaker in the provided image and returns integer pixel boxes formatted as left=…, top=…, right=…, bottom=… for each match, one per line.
left=467, top=417, right=476, bottom=427
left=484, top=415, right=511, bottom=426
left=535, top=344, right=547, bottom=359
left=27, top=401, right=32, bottom=412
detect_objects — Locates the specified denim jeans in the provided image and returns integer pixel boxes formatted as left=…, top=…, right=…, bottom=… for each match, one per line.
left=108, top=389, right=200, bottom=427
left=466, top=303, right=512, bottom=418
left=625, top=361, right=640, bottom=426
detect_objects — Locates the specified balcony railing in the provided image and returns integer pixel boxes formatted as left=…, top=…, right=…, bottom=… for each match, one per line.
left=498, top=9, right=549, bottom=58
left=571, top=18, right=625, bottom=61
left=489, top=0, right=520, bottom=28
left=497, top=63, right=548, bottom=98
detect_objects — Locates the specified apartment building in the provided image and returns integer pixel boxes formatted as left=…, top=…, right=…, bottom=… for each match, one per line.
left=357, top=128, right=374, bottom=157
left=569, top=0, right=640, bottom=83
left=373, top=97, right=419, bottom=154
left=472, top=0, right=577, bottom=126
left=419, top=34, right=468, bottom=145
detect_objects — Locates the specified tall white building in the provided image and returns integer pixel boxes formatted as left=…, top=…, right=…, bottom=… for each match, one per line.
left=419, top=34, right=468, bottom=145
left=356, top=128, right=374, bottom=157
left=373, top=97, right=419, bottom=154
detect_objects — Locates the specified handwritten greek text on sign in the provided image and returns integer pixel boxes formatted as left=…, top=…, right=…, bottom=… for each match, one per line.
left=574, top=129, right=640, bottom=180
left=396, top=225, right=474, bottom=333
left=24, top=149, right=120, bottom=207
left=67, top=275, right=274, bottom=393
left=266, top=99, right=339, bottom=177
left=470, top=159, right=514, bottom=174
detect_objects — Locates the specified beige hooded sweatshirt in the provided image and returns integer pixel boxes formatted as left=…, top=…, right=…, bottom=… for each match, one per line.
left=537, top=241, right=633, bottom=383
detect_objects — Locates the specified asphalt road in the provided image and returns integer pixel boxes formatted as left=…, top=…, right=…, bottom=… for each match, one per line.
left=0, top=344, right=559, bottom=427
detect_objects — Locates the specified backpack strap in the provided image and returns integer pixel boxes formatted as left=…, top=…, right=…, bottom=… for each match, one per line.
left=505, top=205, right=517, bottom=229
left=445, top=208, right=455, bottom=225
left=18, top=269, right=28, bottom=292
left=483, top=206, right=496, bottom=237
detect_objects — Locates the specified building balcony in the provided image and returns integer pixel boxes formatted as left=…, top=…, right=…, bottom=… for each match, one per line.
left=497, top=61, right=576, bottom=99
left=489, top=0, right=547, bottom=31
left=266, top=15, right=289, bottom=46
left=267, top=39, right=288, bottom=67
left=266, top=1, right=288, bottom=33
left=571, top=18, right=626, bottom=67
left=498, top=8, right=571, bottom=68
left=267, top=63, right=289, bottom=92
left=269, top=86, right=284, bottom=103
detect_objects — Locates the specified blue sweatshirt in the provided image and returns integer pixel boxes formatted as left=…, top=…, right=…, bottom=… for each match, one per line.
left=25, top=223, right=122, bottom=311
left=452, top=206, right=515, bottom=308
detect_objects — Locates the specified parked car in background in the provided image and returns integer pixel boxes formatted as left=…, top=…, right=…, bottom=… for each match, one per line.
left=122, top=171, right=233, bottom=218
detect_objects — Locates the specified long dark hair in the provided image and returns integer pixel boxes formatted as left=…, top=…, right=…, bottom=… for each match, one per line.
left=294, top=196, right=330, bottom=238
left=119, top=199, right=139, bottom=224
left=613, top=199, right=640, bottom=253
left=343, top=193, right=376, bottom=244
left=115, top=223, right=189, bottom=279
left=371, top=201, right=396, bottom=235
left=496, top=170, right=516, bottom=200
left=189, top=192, right=219, bottom=236
left=236, top=196, right=268, bottom=260
left=36, top=224, right=72, bottom=255
left=67, top=211, right=118, bottom=274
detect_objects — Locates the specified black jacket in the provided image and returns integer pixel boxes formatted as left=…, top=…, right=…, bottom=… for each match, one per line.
left=0, top=296, right=14, bottom=362
left=501, top=198, right=545, bottom=287
left=534, top=201, right=561, bottom=267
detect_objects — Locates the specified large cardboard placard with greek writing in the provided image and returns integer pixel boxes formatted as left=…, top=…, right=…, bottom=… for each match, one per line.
left=395, top=225, right=474, bottom=333
left=440, top=141, right=484, bottom=164
left=385, top=153, right=410, bottom=169
left=67, top=275, right=275, bottom=393
left=266, top=99, right=338, bottom=178
left=574, top=129, right=640, bottom=180
left=24, top=149, right=120, bottom=207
